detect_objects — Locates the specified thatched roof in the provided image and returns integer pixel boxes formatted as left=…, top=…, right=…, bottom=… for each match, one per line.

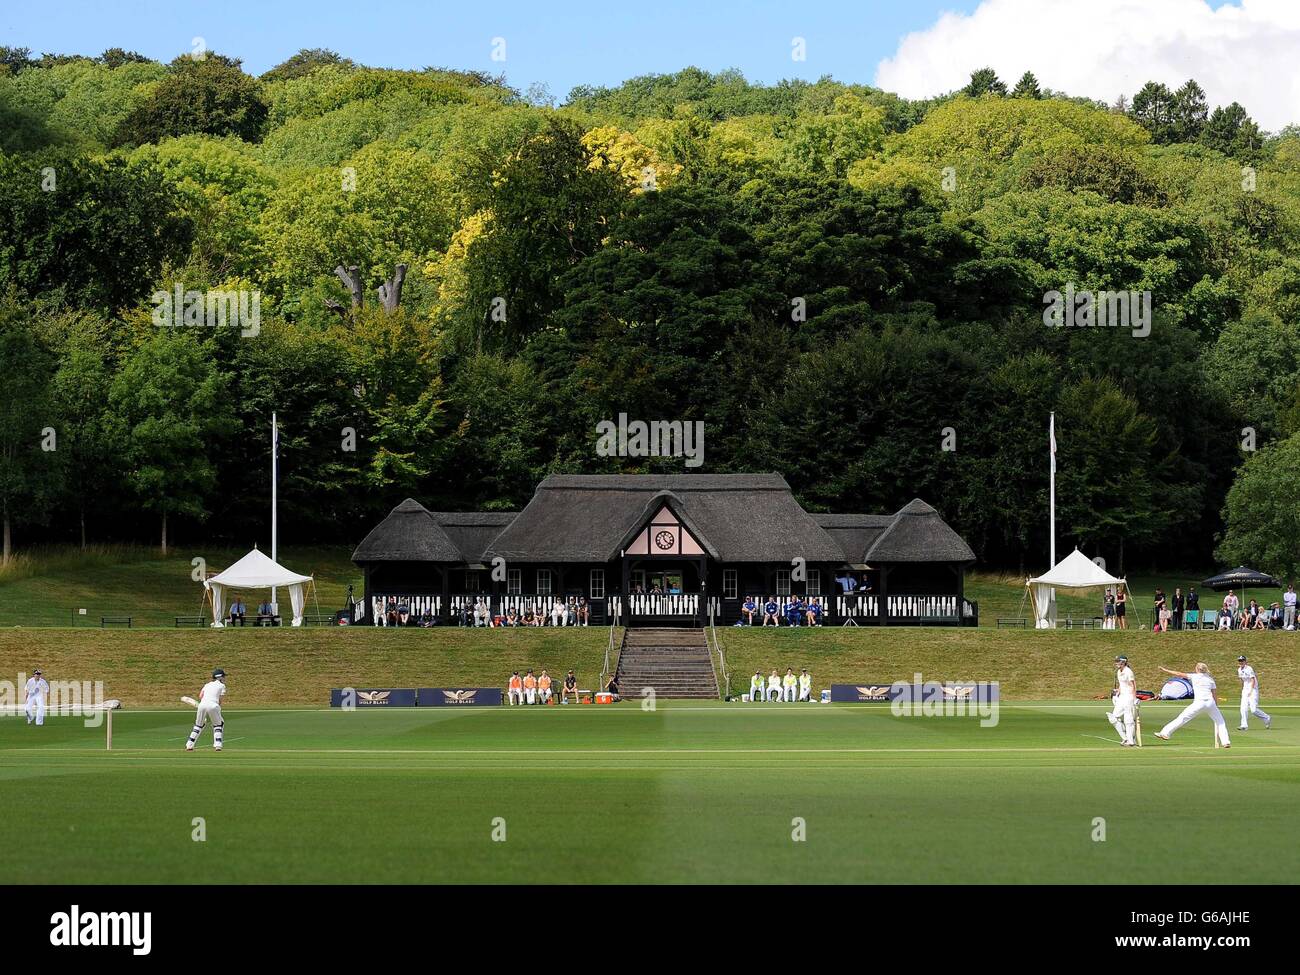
left=811, top=514, right=893, bottom=564
left=353, top=481, right=974, bottom=567
left=427, top=511, right=517, bottom=564
left=352, top=499, right=502, bottom=563
left=485, top=474, right=845, bottom=563
left=862, top=498, right=975, bottom=563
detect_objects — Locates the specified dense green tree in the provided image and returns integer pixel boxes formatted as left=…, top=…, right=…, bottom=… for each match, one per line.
left=1217, top=434, right=1300, bottom=579
left=261, top=48, right=355, bottom=83
left=0, top=298, right=62, bottom=561
left=963, top=68, right=1007, bottom=98
left=1130, top=81, right=1175, bottom=143
left=107, top=332, right=236, bottom=554
left=1170, top=80, right=1209, bottom=143
left=0, top=152, right=193, bottom=309
left=1200, top=102, right=1264, bottom=161
left=49, top=311, right=118, bottom=548
left=112, top=54, right=268, bottom=145
left=1011, top=72, right=1042, bottom=99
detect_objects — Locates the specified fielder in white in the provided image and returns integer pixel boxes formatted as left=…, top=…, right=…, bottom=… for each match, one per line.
left=1105, top=655, right=1137, bottom=746
left=24, top=668, right=49, bottom=726
left=186, top=668, right=226, bottom=752
left=1154, top=663, right=1229, bottom=747
left=1235, top=654, right=1272, bottom=731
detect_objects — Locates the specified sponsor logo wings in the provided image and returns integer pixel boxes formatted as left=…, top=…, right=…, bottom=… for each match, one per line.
left=856, top=686, right=891, bottom=700
left=442, top=689, right=478, bottom=703
left=358, top=690, right=391, bottom=704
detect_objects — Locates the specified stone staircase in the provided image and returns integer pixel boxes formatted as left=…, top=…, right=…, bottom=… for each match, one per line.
left=614, top=628, right=718, bottom=699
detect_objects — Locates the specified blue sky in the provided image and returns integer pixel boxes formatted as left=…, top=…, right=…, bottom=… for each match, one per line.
left=2, top=0, right=985, bottom=98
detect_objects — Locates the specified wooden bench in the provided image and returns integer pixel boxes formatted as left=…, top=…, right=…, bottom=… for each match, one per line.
left=100, top=616, right=132, bottom=628
left=996, top=618, right=1026, bottom=628
left=174, top=616, right=206, bottom=628
left=254, top=614, right=282, bottom=627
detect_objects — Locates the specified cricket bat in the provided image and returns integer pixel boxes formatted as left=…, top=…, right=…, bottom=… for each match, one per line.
left=1135, top=710, right=1142, bottom=747
left=181, top=696, right=199, bottom=708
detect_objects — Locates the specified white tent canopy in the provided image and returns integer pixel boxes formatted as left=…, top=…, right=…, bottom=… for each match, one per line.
left=204, top=547, right=313, bottom=627
left=1026, top=548, right=1126, bottom=629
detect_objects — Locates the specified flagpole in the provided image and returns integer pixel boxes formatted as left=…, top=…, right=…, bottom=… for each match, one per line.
left=271, top=412, right=278, bottom=612
left=1049, top=412, right=1056, bottom=628
left=1049, top=412, right=1056, bottom=569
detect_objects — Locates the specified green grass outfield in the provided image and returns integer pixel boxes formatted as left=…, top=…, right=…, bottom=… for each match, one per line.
left=0, top=700, right=1296, bottom=884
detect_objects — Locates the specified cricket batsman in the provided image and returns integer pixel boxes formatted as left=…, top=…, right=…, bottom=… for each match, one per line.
left=186, top=668, right=226, bottom=752
left=24, top=668, right=49, bottom=726
left=1153, top=662, right=1229, bottom=747
left=1105, top=655, right=1137, bottom=746
left=1236, top=655, right=1272, bottom=731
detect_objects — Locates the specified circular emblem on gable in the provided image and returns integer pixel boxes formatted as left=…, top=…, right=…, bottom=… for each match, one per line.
left=654, top=530, right=675, bottom=550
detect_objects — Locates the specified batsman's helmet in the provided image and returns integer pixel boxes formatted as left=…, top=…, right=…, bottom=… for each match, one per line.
left=213, top=668, right=226, bottom=680
left=1114, top=655, right=1128, bottom=664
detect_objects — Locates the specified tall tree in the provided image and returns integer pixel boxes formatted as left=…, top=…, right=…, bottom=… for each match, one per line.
left=0, top=299, right=62, bottom=561
left=1170, top=79, right=1209, bottom=142
left=1129, top=81, right=1175, bottom=143
left=1201, top=102, right=1264, bottom=161
left=108, top=332, right=235, bottom=554
left=1012, top=71, right=1042, bottom=99
left=964, top=67, right=1007, bottom=97
left=50, top=312, right=117, bottom=549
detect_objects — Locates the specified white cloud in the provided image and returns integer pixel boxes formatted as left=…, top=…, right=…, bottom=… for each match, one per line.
left=874, top=0, right=1300, bottom=131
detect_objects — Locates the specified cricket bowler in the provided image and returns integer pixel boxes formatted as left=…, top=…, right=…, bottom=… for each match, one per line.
left=186, top=668, right=226, bottom=752
left=1154, top=662, right=1229, bottom=747
left=1105, top=655, right=1137, bottom=746
left=1236, top=655, right=1272, bottom=731
left=24, top=669, right=49, bottom=726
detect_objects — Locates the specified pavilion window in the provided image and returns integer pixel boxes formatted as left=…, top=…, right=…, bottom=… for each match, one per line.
left=507, top=568, right=521, bottom=595
left=723, top=569, right=738, bottom=599
left=590, top=569, right=605, bottom=599
left=776, top=570, right=791, bottom=596
left=807, top=570, right=821, bottom=596
left=537, top=569, right=553, bottom=595
left=631, top=569, right=646, bottom=592
left=464, top=570, right=480, bottom=592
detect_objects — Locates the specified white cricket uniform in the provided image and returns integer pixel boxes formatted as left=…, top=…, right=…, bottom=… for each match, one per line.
left=1108, top=666, right=1137, bottom=744
left=782, top=677, right=797, bottom=702
left=186, top=679, right=226, bottom=750
left=24, top=677, right=49, bottom=725
left=1237, top=665, right=1271, bottom=729
left=1159, top=673, right=1229, bottom=745
left=766, top=676, right=782, bottom=702
left=197, top=680, right=224, bottom=725
left=798, top=675, right=812, bottom=702
left=749, top=676, right=764, bottom=703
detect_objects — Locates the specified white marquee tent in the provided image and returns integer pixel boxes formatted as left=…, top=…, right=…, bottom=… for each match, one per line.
left=204, top=547, right=313, bottom=627
left=1026, top=548, right=1126, bottom=629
